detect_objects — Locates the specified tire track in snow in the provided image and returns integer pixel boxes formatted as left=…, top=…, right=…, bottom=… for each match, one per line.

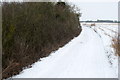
left=90, top=26, right=113, bottom=66
left=90, top=25, right=118, bottom=77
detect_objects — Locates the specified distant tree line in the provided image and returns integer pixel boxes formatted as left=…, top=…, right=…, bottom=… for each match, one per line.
left=81, top=20, right=119, bottom=23
left=2, top=2, right=81, bottom=79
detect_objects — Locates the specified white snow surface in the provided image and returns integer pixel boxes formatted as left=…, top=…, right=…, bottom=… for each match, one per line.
left=13, top=23, right=118, bottom=78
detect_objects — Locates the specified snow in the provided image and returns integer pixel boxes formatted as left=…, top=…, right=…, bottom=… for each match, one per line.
left=91, top=23, right=118, bottom=77
left=12, top=23, right=118, bottom=78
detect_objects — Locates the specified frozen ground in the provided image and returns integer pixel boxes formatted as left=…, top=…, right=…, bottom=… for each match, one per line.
left=12, top=23, right=118, bottom=78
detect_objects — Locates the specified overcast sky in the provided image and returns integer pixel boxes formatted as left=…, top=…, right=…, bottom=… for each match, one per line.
left=68, top=1, right=118, bottom=21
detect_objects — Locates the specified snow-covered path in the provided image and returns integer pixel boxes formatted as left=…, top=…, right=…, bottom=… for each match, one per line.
left=13, top=25, right=118, bottom=78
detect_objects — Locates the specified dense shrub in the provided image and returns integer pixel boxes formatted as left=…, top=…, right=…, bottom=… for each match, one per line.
left=2, top=2, right=81, bottom=79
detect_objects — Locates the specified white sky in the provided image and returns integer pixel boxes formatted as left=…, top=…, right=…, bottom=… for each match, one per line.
left=71, top=2, right=118, bottom=21
left=66, top=0, right=119, bottom=2
left=67, top=0, right=119, bottom=21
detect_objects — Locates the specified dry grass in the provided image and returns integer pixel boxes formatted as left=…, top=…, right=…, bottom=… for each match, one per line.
left=91, top=23, right=96, bottom=26
left=112, top=36, right=120, bottom=56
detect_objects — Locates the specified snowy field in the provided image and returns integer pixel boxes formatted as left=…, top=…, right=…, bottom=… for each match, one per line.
left=12, top=23, right=118, bottom=78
